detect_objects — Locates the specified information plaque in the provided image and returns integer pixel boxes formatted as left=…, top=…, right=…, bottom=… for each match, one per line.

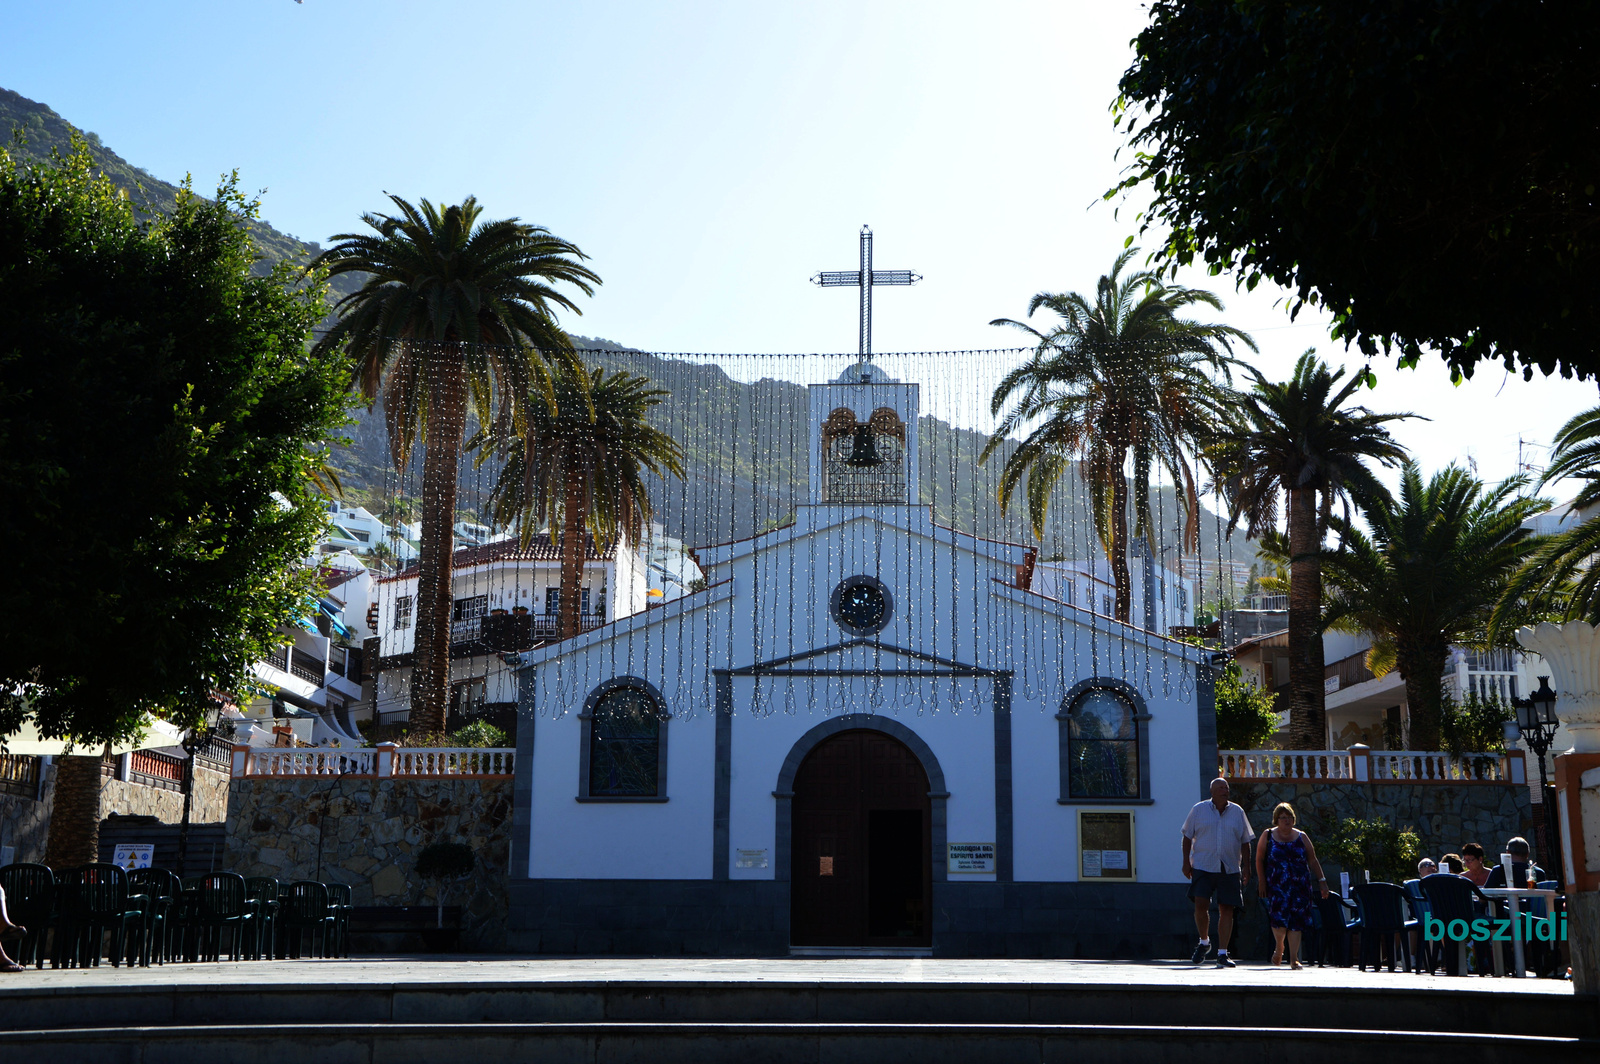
left=1077, top=810, right=1135, bottom=881
left=947, top=842, right=997, bottom=874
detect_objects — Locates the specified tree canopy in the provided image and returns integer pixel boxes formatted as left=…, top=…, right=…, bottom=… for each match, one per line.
left=0, top=137, right=349, bottom=745
left=1115, top=0, right=1600, bottom=381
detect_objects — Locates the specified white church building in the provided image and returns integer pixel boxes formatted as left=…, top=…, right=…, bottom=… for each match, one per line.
left=505, top=362, right=1218, bottom=956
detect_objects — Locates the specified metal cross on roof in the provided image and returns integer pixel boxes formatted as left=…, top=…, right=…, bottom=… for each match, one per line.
left=811, top=226, right=921, bottom=360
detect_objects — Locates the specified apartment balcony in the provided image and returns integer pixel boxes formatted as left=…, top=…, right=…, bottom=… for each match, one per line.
left=448, top=613, right=604, bottom=657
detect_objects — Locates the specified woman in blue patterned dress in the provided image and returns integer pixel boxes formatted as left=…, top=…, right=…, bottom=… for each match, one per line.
left=1253, top=802, right=1330, bottom=968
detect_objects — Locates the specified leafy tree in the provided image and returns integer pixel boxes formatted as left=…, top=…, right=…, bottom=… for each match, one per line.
left=484, top=363, right=685, bottom=640
left=1325, top=817, right=1423, bottom=887
left=1213, top=659, right=1280, bottom=750
left=0, top=139, right=348, bottom=863
left=0, top=136, right=347, bottom=746
left=982, top=249, right=1254, bottom=622
left=1320, top=464, right=1547, bottom=751
left=449, top=720, right=510, bottom=748
left=1204, top=353, right=1412, bottom=749
left=1114, top=0, right=1600, bottom=382
left=1440, top=692, right=1512, bottom=759
left=310, top=196, right=600, bottom=734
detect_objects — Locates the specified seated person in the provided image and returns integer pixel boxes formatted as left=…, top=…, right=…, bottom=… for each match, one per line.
left=1439, top=853, right=1464, bottom=875
left=1483, top=837, right=1546, bottom=888
left=1460, top=843, right=1492, bottom=886
left=1416, top=858, right=1438, bottom=878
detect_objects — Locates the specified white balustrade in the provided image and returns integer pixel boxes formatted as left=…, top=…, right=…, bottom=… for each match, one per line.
left=1368, top=750, right=1505, bottom=782
left=245, top=748, right=376, bottom=777
left=237, top=746, right=514, bottom=778
left=390, top=747, right=515, bottom=777
left=1220, top=748, right=1508, bottom=783
left=1219, top=750, right=1354, bottom=781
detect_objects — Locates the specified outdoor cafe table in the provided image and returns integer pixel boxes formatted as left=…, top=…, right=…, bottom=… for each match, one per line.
left=1478, top=887, right=1560, bottom=977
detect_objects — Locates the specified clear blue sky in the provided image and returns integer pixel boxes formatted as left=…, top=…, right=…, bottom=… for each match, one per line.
left=5, top=1, right=1594, bottom=495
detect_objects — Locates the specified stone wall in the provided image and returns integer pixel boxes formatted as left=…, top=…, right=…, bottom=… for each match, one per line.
left=100, top=763, right=229, bottom=823
left=1232, top=780, right=1534, bottom=867
left=0, top=762, right=54, bottom=864
left=225, top=777, right=512, bottom=951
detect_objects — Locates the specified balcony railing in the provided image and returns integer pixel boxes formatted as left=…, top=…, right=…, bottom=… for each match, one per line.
left=1324, top=651, right=1376, bottom=693
left=263, top=646, right=324, bottom=687
left=0, top=754, right=40, bottom=799
left=1221, top=747, right=1521, bottom=784
left=129, top=748, right=186, bottom=792
left=450, top=613, right=603, bottom=652
left=235, top=745, right=514, bottom=779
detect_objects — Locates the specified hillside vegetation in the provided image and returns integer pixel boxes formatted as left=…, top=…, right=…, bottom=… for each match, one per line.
left=1, top=86, right=358, bottom=296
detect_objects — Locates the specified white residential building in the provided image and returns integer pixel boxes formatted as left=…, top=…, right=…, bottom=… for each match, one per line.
left=1031, top=557, right=1195, bottom=635
left=238, top=551, right=380, bottom=748
left=369, top=533, right=650, bottom=728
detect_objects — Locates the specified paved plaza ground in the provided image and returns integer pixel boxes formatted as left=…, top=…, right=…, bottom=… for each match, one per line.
left=0, top=954, right=1579, bottom=995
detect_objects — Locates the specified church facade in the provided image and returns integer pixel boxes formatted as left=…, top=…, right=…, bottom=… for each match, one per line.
left=505, top=363, right=1218, bottom=957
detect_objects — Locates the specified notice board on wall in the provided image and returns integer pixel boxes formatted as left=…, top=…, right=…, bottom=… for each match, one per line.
left=1078, top=810, right=1135, bottom=881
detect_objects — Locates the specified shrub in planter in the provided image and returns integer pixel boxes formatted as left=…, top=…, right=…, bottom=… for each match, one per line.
left=415, top=841, right=475, bottom=948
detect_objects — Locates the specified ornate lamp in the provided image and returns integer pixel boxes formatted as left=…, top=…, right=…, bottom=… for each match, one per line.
left=1509, top=676, right=1562, bottom=889
left=177, top=697, right=226, bottom=878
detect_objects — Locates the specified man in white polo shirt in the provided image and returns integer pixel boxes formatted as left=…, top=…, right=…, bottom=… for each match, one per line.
left=1181, top=777, right=1255, bottom=967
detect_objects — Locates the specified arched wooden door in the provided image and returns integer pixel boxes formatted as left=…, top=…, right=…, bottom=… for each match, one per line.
left=791, top=729, right=932, bottom=947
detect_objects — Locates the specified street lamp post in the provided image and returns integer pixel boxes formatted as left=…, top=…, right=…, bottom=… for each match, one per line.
left=176, top=701, right=224, bottom=879
left=1506, top=675, right=1563, bottom=890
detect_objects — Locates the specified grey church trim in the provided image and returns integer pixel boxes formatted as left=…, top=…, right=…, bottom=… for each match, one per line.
left=576, top=676, right=671, bottom=802
left=723, top=637, right=1006, bottom=677
left=993, top=674, right=1014, bottom=882
left=1195, top=661, right=1219, bottom=799
left=1054, top=677, right=1154, bottom=805
left=770, top=713, right=950, bottom=885
left=713, top=673, right=733, bottom=880
left=510, top=665, right=538, bottom=881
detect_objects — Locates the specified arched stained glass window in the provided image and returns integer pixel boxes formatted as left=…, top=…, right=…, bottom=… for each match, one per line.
left=581, top=681, right=669, bottom=800
left=1067, top=688, right=1140, bottom=799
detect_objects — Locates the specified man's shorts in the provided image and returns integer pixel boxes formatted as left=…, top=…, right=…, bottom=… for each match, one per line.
left=1188, top=867, right=1244, bottom=908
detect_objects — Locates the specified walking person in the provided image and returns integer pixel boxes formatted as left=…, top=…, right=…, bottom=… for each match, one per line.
left=1182, top=777, right=1255, bottom=967
left=1253, top=802, right=1329, bottom=968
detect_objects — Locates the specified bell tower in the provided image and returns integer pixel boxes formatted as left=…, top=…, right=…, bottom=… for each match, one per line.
left=808, top=362, right=919, bottom=505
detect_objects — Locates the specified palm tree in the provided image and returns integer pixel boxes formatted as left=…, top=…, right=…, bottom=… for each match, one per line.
left=1321, top=464, right=1547, bottom=751
left=1496, top=405, right=1600, bottom=629
left=310, top=196, right=599, bottom=734
left=1204, top=353, right=1412, bottom=749
left=982, top=248, right=1255, bottom=623
left=485, top=363, right=685, bottom=640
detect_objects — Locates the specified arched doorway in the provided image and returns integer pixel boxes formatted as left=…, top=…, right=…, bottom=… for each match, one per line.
left=790, top=729, right=932, bottom=947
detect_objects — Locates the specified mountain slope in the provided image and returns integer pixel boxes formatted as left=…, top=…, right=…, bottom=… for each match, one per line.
left=1, top=86, right=358, bottom=296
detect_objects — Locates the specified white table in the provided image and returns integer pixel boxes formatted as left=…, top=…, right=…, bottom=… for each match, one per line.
left=1479, top=887, right=1560, bottom=977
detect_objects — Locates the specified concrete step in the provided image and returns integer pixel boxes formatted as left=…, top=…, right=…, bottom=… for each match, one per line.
left=3, top=976, right=1594, bottom=1040
left=0, top=1020, right=1593, bottom=1064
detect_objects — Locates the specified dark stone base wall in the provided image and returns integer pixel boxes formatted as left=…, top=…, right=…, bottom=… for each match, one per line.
left=507, top=878, right=1194, bottom=959
left=933, top=882, right=1193, bottom=959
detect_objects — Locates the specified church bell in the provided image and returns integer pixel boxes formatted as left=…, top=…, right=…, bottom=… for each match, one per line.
left=844, top=423, right=883, bottom=468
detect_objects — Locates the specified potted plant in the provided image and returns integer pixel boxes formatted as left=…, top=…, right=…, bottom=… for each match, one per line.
left=414, top=841, right=475, bottom=951
left=511, top=605, right=530, bottom=616
left=489, top=607, right=508, bottom=616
